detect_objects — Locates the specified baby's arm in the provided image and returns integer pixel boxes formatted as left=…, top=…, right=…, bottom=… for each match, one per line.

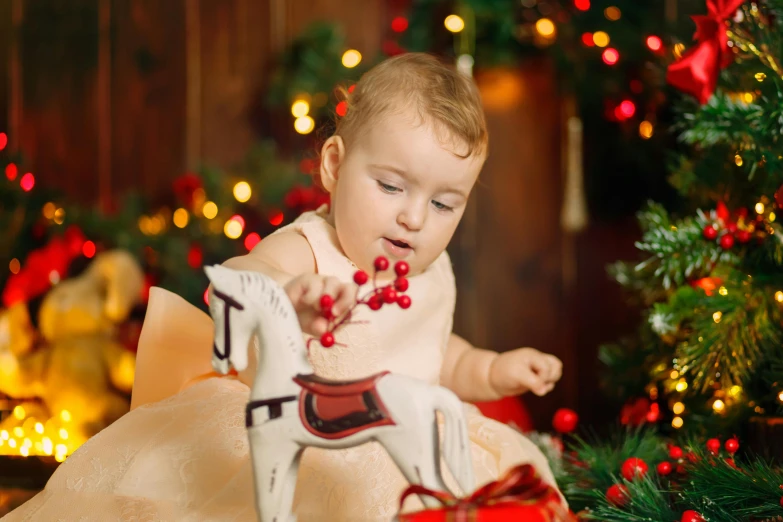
left=440, top=333, right=563, bottom=402
left=440, top=333, right=502, bottom=403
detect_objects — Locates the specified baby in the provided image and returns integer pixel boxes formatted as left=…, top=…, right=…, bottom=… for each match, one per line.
left=3, top=53, right=563, bottom=522
left=223, top=52, right=564, bottom=519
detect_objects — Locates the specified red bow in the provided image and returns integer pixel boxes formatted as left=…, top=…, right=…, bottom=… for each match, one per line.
left=399, top=464, right=574, bottom=522
left=666, top=0, right=746, bottom=104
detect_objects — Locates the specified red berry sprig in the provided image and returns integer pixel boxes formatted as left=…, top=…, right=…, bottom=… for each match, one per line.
left=681, top=510, right=704, bottom=522
left=702, top=201, right=760, bottom=250
left=605, top=484, right=628, bottom=507
left=313, top=256, right=412, bottom=348
left=621, top=457, right=649, bottom=481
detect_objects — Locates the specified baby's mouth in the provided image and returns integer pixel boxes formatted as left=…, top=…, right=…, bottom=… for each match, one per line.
left=387, top=238, right=411, bottom=249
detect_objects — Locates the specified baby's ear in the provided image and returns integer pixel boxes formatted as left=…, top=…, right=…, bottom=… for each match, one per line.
left=319, top=135, right=345, bottom=193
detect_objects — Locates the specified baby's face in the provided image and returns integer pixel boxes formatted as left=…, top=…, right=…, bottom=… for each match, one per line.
left=327, top=109, right=483, bottom=277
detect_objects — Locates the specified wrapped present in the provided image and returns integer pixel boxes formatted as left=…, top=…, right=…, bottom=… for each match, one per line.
left=397, top=464, right=577, bottom=522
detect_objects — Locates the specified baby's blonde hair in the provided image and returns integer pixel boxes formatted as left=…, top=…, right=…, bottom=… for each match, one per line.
left=335, top=53, right=487, bottom=159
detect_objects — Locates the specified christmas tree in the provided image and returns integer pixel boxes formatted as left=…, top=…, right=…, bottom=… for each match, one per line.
left=552, top=1, right=783, bottom=519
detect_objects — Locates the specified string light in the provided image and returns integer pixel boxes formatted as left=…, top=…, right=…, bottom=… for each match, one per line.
left=294, top=116, right=315, bottom=135
left=592, top=31, right=610, bottom=47
left=602, top=48, right=619, bottom=65
left=574, top=0, right=590, bottom=11
left=675, top=379, right=688, bottom=392
left=729, top=385, right=742, bottom=397
left=673, top=43, right=686, bottom=58
left=391, top=16, right=408, bottom=32
left=224, top=217, right=243, bottom=239
left=672, top=416, right=684, bottom=428
left=336, top=101, right=348, bottom=117
left=712, top=399, right=725, bottom=412
left=53, top=208, right=65, bottom=225
left=670, top=370, right=679, bottom=379
left=173, top=208, right=189, bottom=228
left=60, top=410, right=71, bottom=422
left=646, top=36, right=662, bottom=51
left=202, top=201, right=218, bottom=219
left=82, top=241, right=96, bottom=258
left=769, top=212, right=776, bottom=222
left=9, top=258, right=20, bottom=274
left=341, top=50, right=362, bottom=68
left=20, top=172, right=35, bottom=192
left=778, top=391, right=783, bottom=403
left=618, top=100, right=635, bottom=118
left=535, top=18, right=556, bottom=37
left=291, top=100, right=309, bottom=118
left=755, top=72, right=766, bottom=81
left=233, top=181, right=252, bottom=203
left=13, top=406, right=25, bottom=420
left=775, top=291, right=783, bottom=302
left=5, top=163, right=17, bottom=181
left=581, top=33, right=595, bottom=46
left=269, top=211, right=284, bottom=226
left=672, top=402, right=685, bottom=414
left=735, top=154, right=744, bottom=166
left=713, top=311, right=722, bottom=323
left=604, top=6, right=621, bottom=20
left=742, top=92, right=755, bottom=103
left=0, top=132, right=7, bottom=150
left=755, top=202, right=765, bottom=214
left=639, top=121, right=654, bottom=139
left=244, top=232, right=261, bottom=251
left=444, top=14, right=465, bottom=33
left=42, top=202, right=56, bottom=219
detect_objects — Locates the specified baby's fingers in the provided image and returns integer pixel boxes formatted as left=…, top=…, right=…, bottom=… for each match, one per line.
left=332, top=283, right=358, bottom=317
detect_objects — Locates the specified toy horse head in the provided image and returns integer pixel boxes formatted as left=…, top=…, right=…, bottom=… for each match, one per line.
left=204, top=265, right=259, bottom=374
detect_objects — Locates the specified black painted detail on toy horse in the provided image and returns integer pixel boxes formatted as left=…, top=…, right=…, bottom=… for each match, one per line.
left=212, top=289, right=244, bottom=361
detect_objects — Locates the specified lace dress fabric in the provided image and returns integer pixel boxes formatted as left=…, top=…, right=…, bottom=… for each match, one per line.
left=2, top=207, right=559, bottom=522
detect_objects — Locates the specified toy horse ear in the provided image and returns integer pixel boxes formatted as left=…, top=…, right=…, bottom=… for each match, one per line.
left=203, top=265, right=224, bottom=285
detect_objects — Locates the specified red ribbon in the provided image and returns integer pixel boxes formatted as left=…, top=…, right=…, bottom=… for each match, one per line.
left=666, top=0, right=746, bottom=104
left=399, top=464, right=572, bottom=522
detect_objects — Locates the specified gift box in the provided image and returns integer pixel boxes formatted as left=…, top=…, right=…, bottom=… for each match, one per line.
left=397, top=464, right=577, bottom=522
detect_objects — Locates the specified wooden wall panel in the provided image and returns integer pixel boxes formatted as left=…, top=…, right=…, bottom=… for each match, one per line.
left=453, top=60, right=576, bottom=428
left=111, top=0, right=187, bottom=204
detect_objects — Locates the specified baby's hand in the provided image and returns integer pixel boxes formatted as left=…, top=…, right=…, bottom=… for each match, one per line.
left=489, top=347, right=562, bottom=397
left=284, top=274, right=358, bottom=337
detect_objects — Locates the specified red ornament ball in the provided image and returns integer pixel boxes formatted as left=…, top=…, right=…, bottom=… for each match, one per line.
left=621, top=457, right=649, bottom=481
left=320, top=332, right=335, bottom=348
left=394, top=260, right=410, bottom=277
left=681, top=510, right=704, bottom=522
left=719, top=233, right=735, bottom=249
left=725, top=438, right=739, bottom=454
left=354, top=270, right=369, bottom=286
left=606, top=484, right=628, bottom=507
left=374, top=256, right=389, bottom=272
left=669, top=446, right=684, bottom=460
left=552, top=408, right=579, bottom=434
left=703, top=225, right=718, bottom=240
left=320, top=294, right=334, bottom=311
left=707, top=438, right=721, bottom=455
left=656, top=461, right=673, bottom=476
left=394, top=277, right=409, bottom=292
left=397, top=294, right=412, bottom=309
left=382, top=286, right=397, bottom=304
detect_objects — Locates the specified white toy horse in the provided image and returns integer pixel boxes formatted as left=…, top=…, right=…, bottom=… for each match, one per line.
left=204, top=265, right=475, bottom=522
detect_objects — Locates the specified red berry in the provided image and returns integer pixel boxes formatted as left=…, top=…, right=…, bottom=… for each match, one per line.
left=320, top=294, right=334, bottom=310
left=676, top=464, right=687, bottom=474
left=374, top=256, right=389, bottom=271
left=394, top=277, right=409, bottom=292
left=736, top=230, right=751, bottom=243
left=707, top=438, right=721, bottom=455
left=720, top=233, right=735, bottom=249
left=703, top=225, right=718, bottom=240
left=353, top=270, right=369, bottom=285
left=725, top=438, right=739, bottom=454
left=397, top=294, right=412, bottom=309
left=779, top=495, right=783, bottom=508
left=320, top=332, right=335, bottom=348
left=725, top=457, right=736, bottom=468
left=368, top=294, right=383, bottom=311
left=669, top=446, right=683, bottom=460
left=686, top=452, right=699, bottom=463
left=382, top=286, right=397, bottom=304
left=681, top=510, right=704, bottom=522
left=621, top=457, right=649, bottom=481
left=606, top=484, right=628, bottom=507
left=657, top=461, right=673, bottom=475
left=552, top=408, right=579, bottom=434
left=394, top=260, right=410, bottom=277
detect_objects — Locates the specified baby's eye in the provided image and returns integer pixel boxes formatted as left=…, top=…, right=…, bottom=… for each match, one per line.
left=432, top=200, right=454, bottom=212
left=377, top=181, right=401, bottom=194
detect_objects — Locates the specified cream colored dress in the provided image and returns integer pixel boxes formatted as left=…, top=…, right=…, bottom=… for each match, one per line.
left=2, top=208, right=559, bottom=522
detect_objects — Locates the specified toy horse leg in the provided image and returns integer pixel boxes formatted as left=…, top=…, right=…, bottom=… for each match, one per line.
left=377, top=420, right=449, bottom=510
left=248, top=423, right=304, bottom=522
